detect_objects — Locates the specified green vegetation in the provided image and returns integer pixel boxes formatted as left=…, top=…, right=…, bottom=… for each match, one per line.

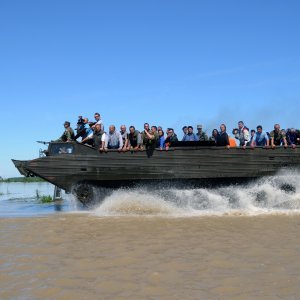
left=39, top=195, right=53, bottom=203
left=36, top=189, right=53, bottom=203
left=1, top=177, right=45, bottom=183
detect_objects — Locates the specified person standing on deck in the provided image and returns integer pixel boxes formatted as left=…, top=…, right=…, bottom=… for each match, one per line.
left=216, top=124, right=230, bottom=149
left=196, top=125, right=208, bottom=141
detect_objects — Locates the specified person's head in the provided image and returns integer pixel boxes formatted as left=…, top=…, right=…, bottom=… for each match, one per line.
left=220, top=124, right=226, bottom=133
left=64, top=121, right=70, bottom=128
left=188, top=126, right=193, bottom=134
left=238, top=121, right=244, bottom=129
left=212, top=129, right=218, bottom=136
left=109, top=125, right=115, bottom=134
left=95, top=124, right=101, bottom=132
left=151, top=126, right=157, bottom=133
left=144, top=123, right=150, bottom=131
left=274, top=123, right=280, bottom=132
left=94, top=113, right=100, bottom=120
left=83, top=118, right=89, bottom=124
left=120, top=125, right=126, bottom=133
left=158, top=129, right=164, bottom=137
left=197, top=125, right=203, bottom=132
left=167, top=128, right=174, bottom=136
left=182, top=126, right=188, bottom=134
left=251, top=129, right=256, bottom=136
left=158, top=126, right=162, bottom=132
left=256, top=126, right=262, bottom=134
left=290, top=128, right=296, bottom=133
left=129, top=126, right=135, bottom=134
left=232, top=128, right=238, bottom=135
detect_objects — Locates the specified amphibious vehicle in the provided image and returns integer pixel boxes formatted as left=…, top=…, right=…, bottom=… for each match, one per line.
left=12, top=141, right=300, bottom=205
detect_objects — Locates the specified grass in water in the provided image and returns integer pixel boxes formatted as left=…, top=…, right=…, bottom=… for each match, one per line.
left=40, top=195, right=53, bottom=203
left=36, top=189, right=53, bottom=203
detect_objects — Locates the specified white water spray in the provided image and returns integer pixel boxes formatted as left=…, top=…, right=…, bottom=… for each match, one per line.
left=91, top=170, right=300, bottom=217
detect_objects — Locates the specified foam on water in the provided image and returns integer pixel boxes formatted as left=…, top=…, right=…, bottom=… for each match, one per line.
left=91, top=170, right=300, bottom=217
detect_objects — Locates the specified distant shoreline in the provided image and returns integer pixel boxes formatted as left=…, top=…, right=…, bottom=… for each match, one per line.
left=0, top=177, right=45, bottom=183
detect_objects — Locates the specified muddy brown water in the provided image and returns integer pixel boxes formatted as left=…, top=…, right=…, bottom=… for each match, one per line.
left=1, top=214, right=300, bottom=299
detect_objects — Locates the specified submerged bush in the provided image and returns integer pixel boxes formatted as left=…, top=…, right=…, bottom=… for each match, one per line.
left=39, top=195, right=53, bottom=203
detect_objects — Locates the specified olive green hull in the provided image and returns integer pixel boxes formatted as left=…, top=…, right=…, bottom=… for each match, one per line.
left=12, top=143, right=300, bottom=193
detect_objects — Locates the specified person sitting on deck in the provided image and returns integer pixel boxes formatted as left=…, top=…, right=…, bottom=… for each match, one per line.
left=234, top=121, right=250, bottom=149
left=92, top=112, right=104, bottom=131
left=104, top=125, right=123, bottom=151
left=196, top=125, right=208, bottom=141
left=182, top=126, right=199, bottom=142
left=164, top=128, right=178, bottom=150
left=92, top=124, right=106, bottom=151
left=127, top=126, right=142, bottom=151
left=269, top=124, right=288, bottom=148
left=209, top=129, right=219, bottom=144
left=250, top=125, right=269, bottom=148
left=120, top=125, right=129, bottom=151
left=141, top=123, right=157, bottom=150
left=181, top=126, right=188, bottom=141
left=54, top=121, right=74, bottom=142
left=216, top=124, right=230, bottom=148
left=286, top=128, right=300, bottom=147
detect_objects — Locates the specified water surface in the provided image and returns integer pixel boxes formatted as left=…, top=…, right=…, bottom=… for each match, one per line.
left=1, top=172, right=300, bottom=299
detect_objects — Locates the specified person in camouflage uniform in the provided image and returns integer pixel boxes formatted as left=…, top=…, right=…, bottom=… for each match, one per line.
left=141, top=123, right=157, bottom=150
left=269, top=124, right=288, bottom=148
left=196, top=125, right=208, bottom=141
left=55, top=121, right=74, bottom=142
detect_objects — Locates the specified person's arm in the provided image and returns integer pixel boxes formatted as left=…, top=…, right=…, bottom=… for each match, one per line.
left=251, top=134, right=256, bottom=147
left=243, top=130, right=250, bottom=146
left=100, top=133, right=106, bottom=150
left=269, top=131, right=275, bottom=148
left=118, top=133, right=123, bottom=150
left=282, top=137, right=288, bottom=148
left=265, top=134, right=269, bottom=147
left=226, top=133, right=230, bottom=149
left=135, top=133, right=142, bottom=150
left=145, top=130, right=155, bottom=140
left=104, top=134, right=109, bottom=150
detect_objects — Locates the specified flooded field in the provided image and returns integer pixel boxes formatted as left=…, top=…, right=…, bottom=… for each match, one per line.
left=1, top=172, right=300, bottom=299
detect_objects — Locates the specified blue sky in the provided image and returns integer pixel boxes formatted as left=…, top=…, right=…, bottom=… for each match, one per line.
left=1, top=0, right=300, bottom=177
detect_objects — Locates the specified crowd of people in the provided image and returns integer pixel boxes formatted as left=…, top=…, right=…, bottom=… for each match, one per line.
left=55, top=113, right=300, bottom=151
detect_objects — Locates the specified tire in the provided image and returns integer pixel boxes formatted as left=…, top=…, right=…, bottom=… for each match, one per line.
left=73, top=183, right=94, bottom=206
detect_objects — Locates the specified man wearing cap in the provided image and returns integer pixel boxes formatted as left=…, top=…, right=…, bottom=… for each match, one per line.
left=55, top=121, right=75, bottom=142
left=196, top=125, right=208, bottom=141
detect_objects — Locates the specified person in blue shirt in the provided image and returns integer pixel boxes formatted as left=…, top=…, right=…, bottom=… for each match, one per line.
left=182, top=126, right=199, bottom=142
left=158, top=128, right=165, bottom=150
left=250, top=125, right=269, bottom=147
